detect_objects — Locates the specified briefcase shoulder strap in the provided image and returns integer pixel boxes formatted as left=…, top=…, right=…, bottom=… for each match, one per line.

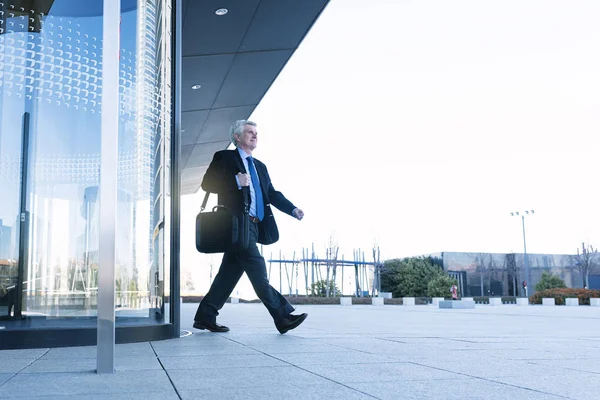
left=201, top=192, right=210, bottom=212
left=200, top=187, right=249, bottom=213
left=242, top=186, right=249, bottom=214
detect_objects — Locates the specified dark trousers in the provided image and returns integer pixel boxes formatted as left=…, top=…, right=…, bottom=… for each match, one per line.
left=194, top=222, right=294, bottom=324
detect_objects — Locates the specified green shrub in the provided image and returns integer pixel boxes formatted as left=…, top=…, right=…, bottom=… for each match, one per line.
left=535, top=272, right=566, bottom=291
left=381, top=257, right=445, bottom=297
left=530, top=288, right=600, bottom=305
left=427, top=275, right=458, bottom=298
left=310, top=280, right=341, bottom=297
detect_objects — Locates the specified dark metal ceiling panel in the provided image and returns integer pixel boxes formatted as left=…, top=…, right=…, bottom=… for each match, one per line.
left=182, top=55, right=235, bottom=112
left=212, top=50, right=293, bottom=109
left=182, top=0, right=193, bottom=22
left=186, top=140, right=231, bottom=169
left=179, top=0, right=331, bottom=194
left=182, top=0, right=260, bottom=57
left=240, top=0, right=328, bottom=52
left=182, top=110, right=210, bottom=145
left=196, top=105, right=255, bottom=144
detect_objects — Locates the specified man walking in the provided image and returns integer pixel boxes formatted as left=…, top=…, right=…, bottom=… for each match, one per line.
left=193, top=120, right=307, bottom=334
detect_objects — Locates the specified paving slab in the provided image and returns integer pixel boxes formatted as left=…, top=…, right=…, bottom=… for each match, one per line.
left=0, top=393, right=181, bottom=400
left=41, top=343, right=155, bottom=359
left=527, top=358, right=600, bottom=374
left=159, top=353, right=288, bottom=370
left=489, top=372, right=600, bottom=400
left=349, top=378, right=566, bottom=400
left=414, top=357, right=556, bottom=379
left=0, top=373, right=13, bottom=386
left=1, top=302, right=600, bottom=399
left=0, top=349, right=49, bottom=360
left=22, top=356, right=163, bottom=373
left=272, top=349, right=396, bottom=366
left=302, top=362, right=464, bottom=384
left=167, top=365, right=329, bottom=390
left=0, top=358, right=35, bottom=374
left=178, top=382, right=375, bottom=400
left=0, top=370, right=173, bottom=398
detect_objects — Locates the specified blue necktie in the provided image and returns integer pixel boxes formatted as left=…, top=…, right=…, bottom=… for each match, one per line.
left=247, top=156, right=264, bottom=220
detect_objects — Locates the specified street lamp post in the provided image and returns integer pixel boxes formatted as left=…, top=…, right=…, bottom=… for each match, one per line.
left=510, top=210, right=535, bottom=297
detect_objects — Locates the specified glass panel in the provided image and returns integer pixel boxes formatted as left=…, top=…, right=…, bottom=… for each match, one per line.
left=0, top=1, right=34, bottom=319
left=0, top=0, right=172, bottom=326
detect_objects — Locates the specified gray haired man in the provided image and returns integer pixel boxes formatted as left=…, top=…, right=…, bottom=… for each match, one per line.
left=193, top=120, right=307, bottom=334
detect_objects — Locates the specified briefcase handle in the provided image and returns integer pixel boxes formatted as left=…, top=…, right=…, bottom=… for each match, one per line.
left=201, top=187, right=249, bottom=213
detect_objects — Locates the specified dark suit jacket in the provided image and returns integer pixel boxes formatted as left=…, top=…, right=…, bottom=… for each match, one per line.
left=201, top=149, right=297, bottom=245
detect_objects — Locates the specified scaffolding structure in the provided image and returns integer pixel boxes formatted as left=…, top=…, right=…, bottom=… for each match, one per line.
left=268, top=244, right=382, bottom=297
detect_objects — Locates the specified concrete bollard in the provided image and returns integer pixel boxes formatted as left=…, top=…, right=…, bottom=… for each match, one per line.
left=566, top=298, right=579, bottom=306
left=403, top=297, right=415, bottom=306
left=517, top=297, right=529, bottom=306
left=462, top=297, right=474, bottom=302
left=230, top=297, right=239, bottom=304
left=340, top=297, right=352, bottom=306
left=591, top=298, right=600, bottom=307
left=489, top=297, right=502, bottom=306
left=432, top=297, right=444, bottom=306
left=372, top=297, right=384, bottom=306
left=542, top=298, right=555, bottom=306
left=439, top=300, right=475, bottom=309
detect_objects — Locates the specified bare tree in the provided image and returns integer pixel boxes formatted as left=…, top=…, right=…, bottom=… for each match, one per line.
left=571, top=243, right=599, bottom=288
left=183, top=269, right=195, bottom=291
left=325, top=234, right=339, bottom=297
left=473, top=253, right=489, bottom=296
left=487, top=255, right=497, bottom=295
left=504, top=253, right=519, bottom=296
left=371, top=243, right=381, bottom=297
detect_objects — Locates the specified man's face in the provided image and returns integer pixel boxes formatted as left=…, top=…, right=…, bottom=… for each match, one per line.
left=237, top=124, right=258, bottom=151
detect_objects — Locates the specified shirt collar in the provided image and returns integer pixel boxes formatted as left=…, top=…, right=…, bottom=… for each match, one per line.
left=237, top=147, right=250, bottom=160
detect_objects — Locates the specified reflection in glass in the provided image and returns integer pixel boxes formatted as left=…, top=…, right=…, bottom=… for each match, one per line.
left=0, top=0, right=171, bottom=325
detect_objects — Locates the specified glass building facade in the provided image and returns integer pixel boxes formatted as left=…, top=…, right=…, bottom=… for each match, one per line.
left=433, top=251, right=599, bottom=297
left=0, top=0, right=178, bottom=347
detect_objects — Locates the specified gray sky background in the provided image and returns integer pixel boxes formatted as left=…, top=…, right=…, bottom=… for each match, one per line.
left=181, top=0, right=600, bottom=295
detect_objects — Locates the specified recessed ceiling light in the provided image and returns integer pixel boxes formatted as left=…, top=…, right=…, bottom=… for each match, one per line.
left=215, top=8, right=228, bottom=16
left=191, top=84, right=202, bottom=90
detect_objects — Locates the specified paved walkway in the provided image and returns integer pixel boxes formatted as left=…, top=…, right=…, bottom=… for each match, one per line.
left=1, top=303, right=600, bottom=399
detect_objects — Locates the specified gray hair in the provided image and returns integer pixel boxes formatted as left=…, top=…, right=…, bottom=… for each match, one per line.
left=229, top=120, right=257, bottom=146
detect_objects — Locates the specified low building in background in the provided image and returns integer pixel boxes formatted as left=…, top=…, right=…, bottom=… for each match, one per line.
left=426, top=251, right=599, bottom=297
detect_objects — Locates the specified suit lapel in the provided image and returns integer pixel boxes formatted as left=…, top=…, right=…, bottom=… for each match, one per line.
left=233, top=150, right=269, bottom=202
left=232, top=149, right=246, bottom=173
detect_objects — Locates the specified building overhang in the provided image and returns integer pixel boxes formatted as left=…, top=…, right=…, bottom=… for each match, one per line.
left=180, top=0, right=329, bottom=194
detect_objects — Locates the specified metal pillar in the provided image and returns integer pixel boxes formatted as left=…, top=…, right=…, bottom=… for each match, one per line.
left=15, top=113, right=31, bottom=318
left=170, top=0, right=184, bottom=342
left=97, top=0, right=121, bottom=374
left=521, top=215, right=529, bottom=297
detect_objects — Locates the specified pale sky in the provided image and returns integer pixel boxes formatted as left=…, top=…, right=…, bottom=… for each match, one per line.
left=180, top=0, right=600, bottom=296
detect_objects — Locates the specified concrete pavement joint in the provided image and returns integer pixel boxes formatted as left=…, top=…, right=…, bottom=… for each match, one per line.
left=0, top=348, right=51, bottom=388
left=222, top=335, right=382, bottom=400
left=459, top=310, right=600, bottom=320
left=151, top=342, right=183, bottom=400
left=525, top=361, right=600, bottom=376
left=404, top=360, right=575, bottom=400
left=310, top=334, right=576, bottom=399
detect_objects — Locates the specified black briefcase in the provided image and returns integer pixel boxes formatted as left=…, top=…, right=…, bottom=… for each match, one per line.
left=196, top=189, right=249, bottom=254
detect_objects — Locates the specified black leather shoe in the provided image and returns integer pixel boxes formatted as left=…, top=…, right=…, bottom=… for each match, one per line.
left=275, top=313, right=308, bottom=334
left=193, top=320, right=230, bottom=332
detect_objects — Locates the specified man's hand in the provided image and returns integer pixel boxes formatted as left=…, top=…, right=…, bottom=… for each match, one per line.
left=292, top=208, right=304, bottom=221
left=236, top=172, right=250, bottom=187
